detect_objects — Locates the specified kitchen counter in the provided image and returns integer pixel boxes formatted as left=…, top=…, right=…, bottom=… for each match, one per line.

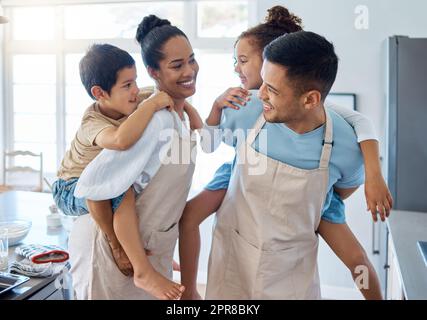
left=386, top=210, right=427, bottom=300
left=0, top=191, right=72, bottom=300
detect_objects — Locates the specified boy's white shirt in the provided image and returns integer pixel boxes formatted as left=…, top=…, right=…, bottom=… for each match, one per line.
left=199, top=100, right=378, bottom=153
left=74, top=109, right=187, bottom=200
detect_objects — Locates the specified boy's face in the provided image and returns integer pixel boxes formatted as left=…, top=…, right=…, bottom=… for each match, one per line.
left=103, top=65, right=139, bottom=116
left=258, top=60, right=305, bottom=124
left=152, top=36, right=199, bottom=100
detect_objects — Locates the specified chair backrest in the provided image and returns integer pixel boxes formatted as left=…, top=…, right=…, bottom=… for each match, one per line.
left=2, top=150, right=43, bottom=192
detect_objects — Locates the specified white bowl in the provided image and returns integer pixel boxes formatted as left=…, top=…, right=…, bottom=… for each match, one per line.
left=0, top=220, right=32, bottom=247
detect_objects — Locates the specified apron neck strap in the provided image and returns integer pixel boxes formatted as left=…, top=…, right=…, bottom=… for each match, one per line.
left=319, top=110, right=333, bottom=169
left=246, top=114, right=266, bottom=145
left=171, top=111, right=182, bottom=129
left=246, top=111, right=333, bottom=169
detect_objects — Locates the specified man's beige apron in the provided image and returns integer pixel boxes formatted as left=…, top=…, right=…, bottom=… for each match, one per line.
left=68, top=113, right=195, bottom=299
left=205, top=111, right=333, bottom=299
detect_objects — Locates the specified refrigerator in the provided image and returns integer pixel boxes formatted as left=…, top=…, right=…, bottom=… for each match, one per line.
left=388, top=36, right=427, bottom=212
left=385, top=35, right=427, bottom=297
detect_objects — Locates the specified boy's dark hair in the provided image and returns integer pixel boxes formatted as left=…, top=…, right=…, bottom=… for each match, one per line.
left=135, top=15, right=187, bottom=69
left=263, top=31, right=338, bottom=100
left=237, top=5, right=303, bottom=53
left=79, top=44, right=135, bottom=99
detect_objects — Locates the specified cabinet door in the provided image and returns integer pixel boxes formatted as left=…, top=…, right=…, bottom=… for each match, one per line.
left=386, top=238, right=405, bottom=300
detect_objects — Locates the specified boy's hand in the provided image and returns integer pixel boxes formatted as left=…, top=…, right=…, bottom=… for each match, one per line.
left=365, top=175, right=393, bottom=222
left=144, top=91, right=175, bottom=112
left=213, top=87, right=251, bottom=111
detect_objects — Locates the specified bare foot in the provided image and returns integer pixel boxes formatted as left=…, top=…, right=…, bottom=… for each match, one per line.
left=134, top=269, right=185, bottom=300
left=108, top=243, right=133, bottom=277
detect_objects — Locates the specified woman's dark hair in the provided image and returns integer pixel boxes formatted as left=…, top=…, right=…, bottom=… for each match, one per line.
left=135, top=15, right=187, bottom=69
left=237, top=5, right=303, bottom=52
left=263, top=31, right=338, bottom=100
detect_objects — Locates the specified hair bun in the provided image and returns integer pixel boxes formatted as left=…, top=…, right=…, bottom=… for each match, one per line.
left=136, top=15, right=171, bottom=45
left=265, top=5, right=302, bottom=29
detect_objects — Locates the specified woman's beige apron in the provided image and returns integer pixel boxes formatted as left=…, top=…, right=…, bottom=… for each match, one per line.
left=68, top=112, right=196, bottom=299
left=205, top=111, right=333, bottom=300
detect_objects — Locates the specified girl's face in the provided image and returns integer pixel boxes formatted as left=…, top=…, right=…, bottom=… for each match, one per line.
left=151, top=36, right=199, bottom=101
left=234, top=37, right=263, bottom=90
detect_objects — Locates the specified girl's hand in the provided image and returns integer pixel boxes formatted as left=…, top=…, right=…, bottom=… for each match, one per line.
left=365, top=174, right=393, bottom=222
left=143, top=90, right=175, bottom=112
left=213, top=87, right=251, bottom=111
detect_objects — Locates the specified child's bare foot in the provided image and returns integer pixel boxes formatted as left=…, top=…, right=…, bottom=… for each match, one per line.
left=109, top=243, right=133, bottom=277
left=134, top=269, right=185, bottom=300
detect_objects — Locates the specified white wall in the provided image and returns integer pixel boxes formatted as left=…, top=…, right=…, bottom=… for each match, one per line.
left=0, top=4, right=5, bottom=183
left=258, top=0, right=427, bottom=297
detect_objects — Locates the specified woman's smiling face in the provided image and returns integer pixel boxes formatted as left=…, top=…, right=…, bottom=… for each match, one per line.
left=151, top=36, right=199, bottom=100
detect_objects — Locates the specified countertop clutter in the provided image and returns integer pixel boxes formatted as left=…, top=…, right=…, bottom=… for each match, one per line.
left=0, top=191, right=72, bottom=300
left=0, top=220, right=32, bottom=246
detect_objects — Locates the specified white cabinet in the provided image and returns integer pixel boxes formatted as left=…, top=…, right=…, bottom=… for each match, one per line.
left=386, top=232, right=405, bottom=300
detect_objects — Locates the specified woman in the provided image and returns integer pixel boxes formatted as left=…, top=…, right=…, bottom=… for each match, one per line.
left=68, top=15, right=202, bottom=300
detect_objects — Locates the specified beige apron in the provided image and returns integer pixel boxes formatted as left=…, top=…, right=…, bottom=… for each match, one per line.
left=68, top=112, right=196, bottom=300
left=205, top=111, right=333, bottom=300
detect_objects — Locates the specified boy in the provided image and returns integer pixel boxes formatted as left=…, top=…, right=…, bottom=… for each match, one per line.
left=53, top=44, right=184, bottom=300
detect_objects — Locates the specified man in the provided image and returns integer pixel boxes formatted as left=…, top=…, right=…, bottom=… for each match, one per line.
left=204, top=31, right=365, bottom=299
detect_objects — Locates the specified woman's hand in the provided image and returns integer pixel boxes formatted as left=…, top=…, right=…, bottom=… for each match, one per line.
left=365, top=174, right=393, bottom=222
left=213, top=87, right=251, bottom=111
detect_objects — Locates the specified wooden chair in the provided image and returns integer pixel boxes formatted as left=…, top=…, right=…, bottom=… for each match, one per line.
left=1, top=150, right=44, bottom=192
